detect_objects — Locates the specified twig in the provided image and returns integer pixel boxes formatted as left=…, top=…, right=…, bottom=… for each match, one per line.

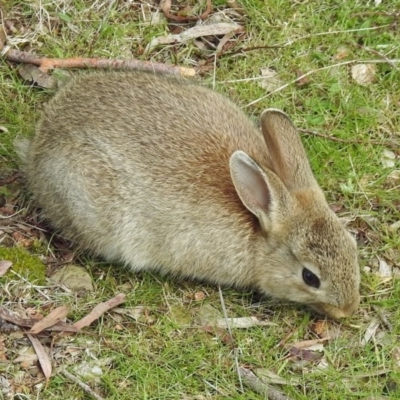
left=4, top=49, right=196, bottom=76
left=298, top=128, right=400, bottom=150
left=61, top=370, right=105, bottom=400
left=238, top=367, right=294, bottom=400
left=245, top=58, right=400, bottom=107
left=218, top=286, right=243, bottom=392
left=0, top=171, right=22, bottom=187
left=352, top=42, right=399, bottom=70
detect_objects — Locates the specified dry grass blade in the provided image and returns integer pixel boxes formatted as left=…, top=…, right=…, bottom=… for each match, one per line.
left=29, top=305, right=70, bottom=334
left=73, top=293, right=126, bottom=330
left=27, top=333, right=52, bottom=381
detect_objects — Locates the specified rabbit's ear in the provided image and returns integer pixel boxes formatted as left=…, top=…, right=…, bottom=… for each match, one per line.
left=230, top=151, right=289, bottom=226
left=260, top=109, right=318, bottom=191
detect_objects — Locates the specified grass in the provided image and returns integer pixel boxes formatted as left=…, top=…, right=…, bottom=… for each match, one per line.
left=1, top=0, right=400, bottom=399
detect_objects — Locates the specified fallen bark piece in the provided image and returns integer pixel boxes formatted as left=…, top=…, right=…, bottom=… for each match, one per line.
left=73, top=293, right=126, bottom=331
left=0, top=306, right=40, bottom=328
left=27, top=334, right=52, bottom=382
left=4, top=49, right=195, bottom=76
left=29, top=305, right=70, bottom=334
left=0, top=305, right=79, bottom=333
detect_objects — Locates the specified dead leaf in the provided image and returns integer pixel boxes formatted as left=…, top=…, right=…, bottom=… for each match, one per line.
left=254, top=368, right=300, bottom=385
left=378, top=258, right=392, bottom=279
left=334, top=46, right=351, bottom=60
left=50, top=264, right=94, bottom=292
left=351, top=64, right=377, bottom=86
left=387, top=170, right=400, bottom=183
left=310, top=320, right=328, bottom=337
left=361, top=318, right=380, bottom=346
left=12, top=232, right=34, bottom=248
left=14, top=347, right=38, bottom=368
left=18, top=64, right=55, bottom=89
left=27, top=334, right=52, bottom=381
left=294, top=69, right=310, bottom=86
left=0, top=260, right=12, bottom=277
left=73, top=293, right=126, bottom=330
left=289, top=337, right=330, bottom=349
left=145, top=22, right=244, bottom=54
left=113, top=306, right=155, bottom=324
left=215, top=316, right=277, bottom=329
left=201, top=326, right=235, bottom=347
left=381, top=149, right=396, bottom=168
left=196, top=304, right=223, bottom=327
left=258, top=68, right=283, bottom=92
left=288, top=346, right=324, bottom=362
left=29, top=305, right=70, bottom=334
left=0, top=306, right=39, bottom=328
left=238, top=367, right=292, bottom=399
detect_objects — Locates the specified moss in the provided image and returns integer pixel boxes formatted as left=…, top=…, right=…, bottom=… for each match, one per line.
left=0, top=246, right=46, bottom=285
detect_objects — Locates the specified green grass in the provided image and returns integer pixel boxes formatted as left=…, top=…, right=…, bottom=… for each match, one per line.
left=1, top=0, right=400, bottom=399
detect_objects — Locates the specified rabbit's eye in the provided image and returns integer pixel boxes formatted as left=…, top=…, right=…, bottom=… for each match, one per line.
left=302, top=268, right=320, bottom=288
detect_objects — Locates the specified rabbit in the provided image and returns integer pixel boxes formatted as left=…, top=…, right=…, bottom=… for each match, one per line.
left=18, top=71, right=360, bottom=319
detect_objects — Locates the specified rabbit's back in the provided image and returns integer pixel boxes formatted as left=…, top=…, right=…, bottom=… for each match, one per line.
left=25, top=72, right=265, bottom=283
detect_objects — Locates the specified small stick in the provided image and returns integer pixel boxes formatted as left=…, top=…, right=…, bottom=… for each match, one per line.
left=61, top=370, right=105, bottom=400
left=0, top=171, right=22, bottom=187
left=238, top=367, right=294, bottom=400
left=4, top=49, right=196, bottom=77
left=352, top=43, right=399, bottom=70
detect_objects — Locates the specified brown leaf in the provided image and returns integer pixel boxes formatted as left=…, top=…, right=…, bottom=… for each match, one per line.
left=0, top=260, right=12, bottom=277
left=29, top=305, right=70, bottom=334
left=309, top=320, right=328, bottom=337
left=289, top=337, right=330, bottom=349
left=27, top=334, right=52, bottom=381
left=73, top=293, right=126, bottom=331
left=0, top=306, right=39, bottom=328
left=288, top=346, right=324, bottom=362
left=334, top=46, right=351, bottom=60
left=18, top=64, right=55, bottom=89
left=201, top=326, right=235, bottom=347
left=295, top=69, right=310, bottom=86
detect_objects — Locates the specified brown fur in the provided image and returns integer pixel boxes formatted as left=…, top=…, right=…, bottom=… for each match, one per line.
left=18, top=71, right=360, bottom=318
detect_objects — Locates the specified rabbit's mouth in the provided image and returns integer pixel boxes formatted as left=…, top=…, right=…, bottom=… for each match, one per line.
left=311, top=297, right=360, bottom=319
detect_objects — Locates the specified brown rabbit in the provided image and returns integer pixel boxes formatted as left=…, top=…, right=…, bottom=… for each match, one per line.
left=19, top=71, right=360, bottom=318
